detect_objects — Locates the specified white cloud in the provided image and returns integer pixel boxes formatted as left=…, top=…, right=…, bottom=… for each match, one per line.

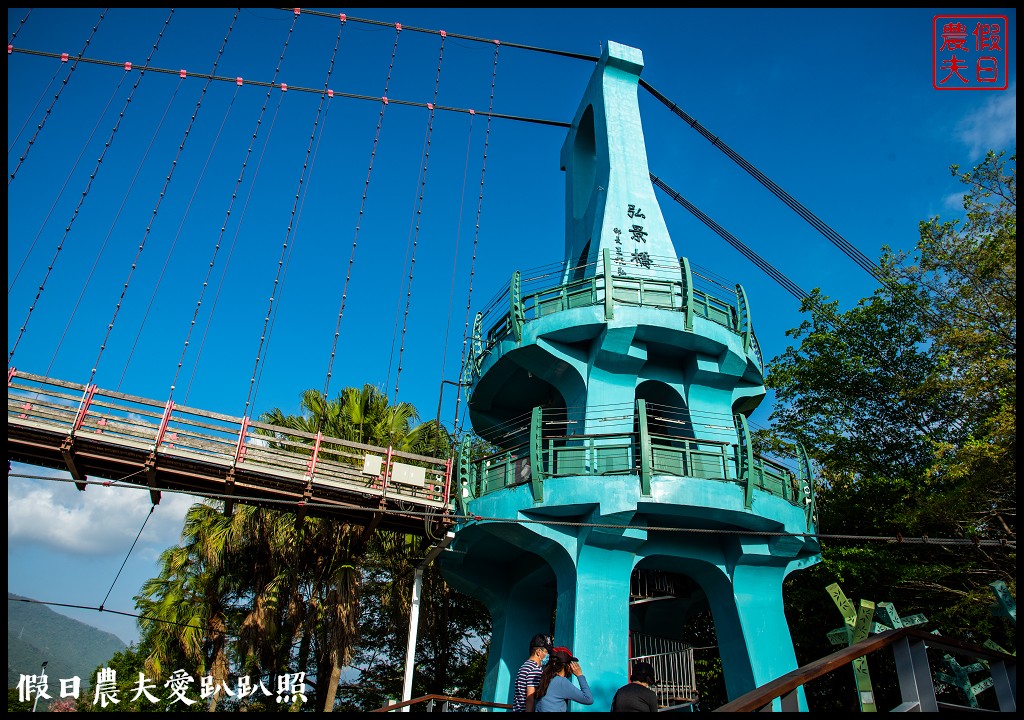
left=7, top=465, right=193, bottom=555
left=956, top=83, right=1017, bottom=159
left=942, top=191, right=966, bottom=213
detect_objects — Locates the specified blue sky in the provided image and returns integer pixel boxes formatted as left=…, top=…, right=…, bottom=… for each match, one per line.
left=7, top=8, right=1016, bottom=648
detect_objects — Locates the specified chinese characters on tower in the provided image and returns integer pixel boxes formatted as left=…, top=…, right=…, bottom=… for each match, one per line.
left=612, top=203, right=652, bottom=277
left=934, top=16, right=1009, bottom=90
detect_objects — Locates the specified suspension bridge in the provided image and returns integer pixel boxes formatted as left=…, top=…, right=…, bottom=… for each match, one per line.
left=7, top=8, right=1017, bottom=713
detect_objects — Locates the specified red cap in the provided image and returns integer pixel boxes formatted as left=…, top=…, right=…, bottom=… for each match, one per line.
left=551, top=646, right=578, bottom=663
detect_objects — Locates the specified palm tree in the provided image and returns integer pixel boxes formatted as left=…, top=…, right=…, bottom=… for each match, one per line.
left=135, top=502, right=244, bottom=710
left=133, top=384, right=453, bottom=712
left=256, top=383, right=449, bottom=711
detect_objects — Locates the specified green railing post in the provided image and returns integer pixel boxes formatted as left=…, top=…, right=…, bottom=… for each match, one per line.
left=529, top=406, right=544, bottom=502
left=734, top=413, right=754, bottom=509
left=797, top=442, right=815, bottom=531
left=637, top=399, right=652, bottom=496
left=462, top=312, right=484, bottom=385
left=735, top=283, right=752, bottom=355
left=510, top=270, right=524, bottom=343
left=455, top=440, right=475, bottom=516
left=679, top=256, right=694, bottom=331
left=602, top=248, right=614, bottom=321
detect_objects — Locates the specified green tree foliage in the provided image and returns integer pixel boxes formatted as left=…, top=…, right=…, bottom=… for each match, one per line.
left=77, top=639, right=204, bottom=712
left=337, top=534, right=490, bottom=711
left=8, top=688, right=33, bottom=712
left=765, top=151, right=1015, bottom=707
left=127, top=384, right=486, bottom=712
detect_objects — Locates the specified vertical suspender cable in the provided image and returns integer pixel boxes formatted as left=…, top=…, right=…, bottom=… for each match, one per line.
left=9, top=9, right=107, bottom=186
left=320, top=23, right=404, bottom=405
left=85, top=10, right=239, bottom=389
left=391, top=31, right=447, bottom=406
left=433, top=110, right=475, bottom=432
left=453, top=41, right=501, bottom=436
left=6, top=8, right=31, bottom=46
left=8, top=72, right=130, bottom=295
left=116, top=73, right=242, bottom=391
left=182, top=12, right=303, bottom=405
left=46, top=73, right=184, bottom=380
left=249, top=13, right=347, bottom=421
left=7, top=10, right=176, bottom=366
left=7, top=9, right=49, bottom=156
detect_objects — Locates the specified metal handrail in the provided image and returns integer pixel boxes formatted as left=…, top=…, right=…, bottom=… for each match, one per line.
left=8, top=369, right=453, bottom=511
left=371, top=693, right=512, bottom=712
left=466, top=429, right=803, bottom=507
left=713, top=627, right=1017, bottom=712
left=473, top=262, right=760, bottom=371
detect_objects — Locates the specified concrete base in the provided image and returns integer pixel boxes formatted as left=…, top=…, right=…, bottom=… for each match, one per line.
left=440, top=474, right=819, bottom=710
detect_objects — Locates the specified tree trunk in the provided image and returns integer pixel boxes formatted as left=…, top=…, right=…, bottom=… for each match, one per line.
left=316, top=652, right=342, bottom=712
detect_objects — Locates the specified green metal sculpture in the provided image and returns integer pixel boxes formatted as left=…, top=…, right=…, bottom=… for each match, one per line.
left=826, top=583, right=879, bottom=712
left=826, top=585, right=931, bottom=712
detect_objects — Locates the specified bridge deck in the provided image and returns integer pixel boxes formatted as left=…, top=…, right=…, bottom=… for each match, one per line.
left=7, top=370, right=454, bottom=535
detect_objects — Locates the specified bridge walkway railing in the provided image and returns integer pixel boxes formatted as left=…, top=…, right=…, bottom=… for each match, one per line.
left=8, top=370, right=453, bottom=520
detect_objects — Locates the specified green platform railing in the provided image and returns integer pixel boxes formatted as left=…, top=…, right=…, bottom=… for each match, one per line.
left=465, top=252, right=764, bottom=382
left=458, top=402, right=811, bottom=515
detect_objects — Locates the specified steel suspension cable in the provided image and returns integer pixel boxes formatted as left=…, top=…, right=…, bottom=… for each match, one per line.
left=639, top=78, right=882, bottom=282
left=434, top=112, right=476, bottom=432
left=10, top=47, right=566, bottom=129
left=6, top=7, right=31, bottom=45
left=320, top=23, right=404, bottom=405
left=650, top=173, right=810, bottom=301
left=182, top=13, right=301, bottom=405
left=249, top=14, right=347, bottom=419
left=7, top=10, right=176, bottom=366
left=8, top=71, right=129, bottom=295
left=8, top=9, right=107, bottom=186
left=86, top=10, right=239, bottom=388
left=391, top=31, right=447, bottom=406
left=45, top=75, right=184, bottom=379
left=7, top=7, right=56, bottom=158
left=116, top=82, right=242, bottom=393
left=243, top=14, right=348, bottom=419
left=454, top=41, right=501, bottom=437
left=293, top=7, right=599, bottom=63
left=651, top=173, right=969, bottom=453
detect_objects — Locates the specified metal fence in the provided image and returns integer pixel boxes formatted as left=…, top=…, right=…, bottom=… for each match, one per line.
left=631, top=632, right=698, bottom=710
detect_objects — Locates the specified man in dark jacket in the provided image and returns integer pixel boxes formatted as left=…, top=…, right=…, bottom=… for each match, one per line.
left=611, top=661, right=659, bottom=712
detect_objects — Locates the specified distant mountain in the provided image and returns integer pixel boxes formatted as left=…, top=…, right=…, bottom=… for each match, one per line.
left=8, top=593, right=127, bottom=693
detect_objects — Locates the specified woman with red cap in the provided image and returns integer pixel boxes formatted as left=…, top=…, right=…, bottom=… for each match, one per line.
left=533, top=647, right=594, bottom=712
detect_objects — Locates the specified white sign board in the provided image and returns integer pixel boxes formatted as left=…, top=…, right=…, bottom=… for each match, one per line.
left=362, top=454, right=383, bottom=476
left=391, top=462, right=425, bottom=487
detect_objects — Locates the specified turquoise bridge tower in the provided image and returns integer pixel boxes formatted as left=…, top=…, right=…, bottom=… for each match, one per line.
left=440, top=41, right=820, bottom=710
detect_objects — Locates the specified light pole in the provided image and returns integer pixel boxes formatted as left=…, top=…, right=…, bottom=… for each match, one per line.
left=400, top=532, right=455, bottom=711
left=31, top=661, right=48, bottom=712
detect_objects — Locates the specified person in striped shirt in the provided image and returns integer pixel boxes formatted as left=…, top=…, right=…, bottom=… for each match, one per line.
left=511, top=634, right=552, bottom=711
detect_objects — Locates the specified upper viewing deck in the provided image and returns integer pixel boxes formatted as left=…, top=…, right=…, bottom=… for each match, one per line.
left=464, top=250, right=763, bottom=384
